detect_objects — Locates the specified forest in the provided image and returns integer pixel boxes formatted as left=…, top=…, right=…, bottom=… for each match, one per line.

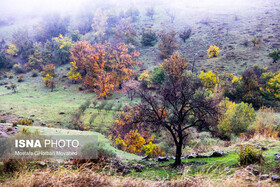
left=0, top=0, right=280, bottom=186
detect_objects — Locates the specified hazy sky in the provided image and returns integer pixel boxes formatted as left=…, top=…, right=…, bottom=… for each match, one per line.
left=0, top=0, right=273, bottom=16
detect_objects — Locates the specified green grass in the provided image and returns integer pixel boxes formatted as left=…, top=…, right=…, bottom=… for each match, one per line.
left=125, top=141, right=280, bottom=180
left=0, top=67, right=94, bottom=125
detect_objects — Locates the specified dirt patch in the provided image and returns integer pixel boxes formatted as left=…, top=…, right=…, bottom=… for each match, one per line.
left=0, top=124, right=20, bottom=137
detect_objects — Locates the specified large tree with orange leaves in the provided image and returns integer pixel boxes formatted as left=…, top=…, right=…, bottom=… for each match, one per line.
left=70, top=41, right=141, bottom=97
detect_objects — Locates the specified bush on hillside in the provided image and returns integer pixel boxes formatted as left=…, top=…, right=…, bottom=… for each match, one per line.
left=238, top=145, right=264, bottom=165
left=158, top=31, right=178, bottom=59
left=218, top=99, right=255, bottom=139
left=18, top=118, right=33, bottom=126
left=141, top=30, right=157, bottom=46
left=151, top=66, right=165, bottom=84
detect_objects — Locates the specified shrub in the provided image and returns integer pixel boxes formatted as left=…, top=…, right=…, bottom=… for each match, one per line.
left=18, top=118, right=33, bottom=126
left=72, top=121, right=90, bottom=131
left=269, top=49, right=280, bottom=63
left=71, top=30, right=81, bottom=42
left=199, top=71, right=219, bottom=91
left=143, top=142, right=165, bottom=157
left=141, top=30, right=157, bottom=46
left=251, top=37, right=261, bottom=47
left=53, top=34, right=73, bottom=65
left=42, top=64, right=57, bottom=91
left=12, top=121, right=18, bottom=127
left=67, top=61, right=81, bottom=83
left=158, top=31, right=178, bottom=59
left=0, top=119, right=7, bottom=123
left=10, top=83, right=17, bottom=93
left=6, top=126, right=12, bottom=131
left=11, top=29, right=34, bottom=61
left=31, top=70, right=38, bottom=77
left=207, top=45, right=219, bottom=58
left=187, top=131, right=223, bottom=152
left=238, top=145, right=264, bottom=165
left=151, top=67, right=165, bottom=84
left=79, top=100, right=91, bottom=112
left=17, top=74, right=24, bottom=82
left=250, top=107, right=280, bottom=139
left=26, top=43, right=44, bottom=71
left=0, top=50, right=7, bottom=69
left=218, top=99, right=255, bottom=139
left=96, top=101, right=107, bottom=112
left=89, top=113, right=98, bottom=125
left=104, top=102, right=114, bottom=112
left=6, top=44, right=18, bottom=56
left=179, top=28, right=191, bottom=43
left=6, top=72, right=14, bottom=79
left=138, top=71, right=152, bottom=88
left=12, top=63, right=25, bottom=74
left=20, top=127, right=31, bottom=135
left=3, top=159, right=22, bottom=173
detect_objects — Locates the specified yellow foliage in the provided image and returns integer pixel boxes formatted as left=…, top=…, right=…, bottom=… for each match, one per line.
left=199, top=70, right=219, bottom=90
left=138, top=71, right=152, bottom=88
left=232, top=76, right=242, bottom=84
left=143, top=142, right=165, bottom=157
left=6, top=44, right=19, bottom=56
left=207, top=45, right=219, bottom=58
left=54, top=34, right=73, bottom=50
left=67, top=61, right=82, bottom=81
left=124, top=130, right=146, bottom=154
left=266, top=72, right=280, bottom=98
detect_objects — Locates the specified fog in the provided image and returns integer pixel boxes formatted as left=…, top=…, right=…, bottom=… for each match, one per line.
left=0, top=0, right=275, bottom=17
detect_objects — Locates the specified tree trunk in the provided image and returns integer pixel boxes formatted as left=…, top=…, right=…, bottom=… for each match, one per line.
left=119, top=83, right=122, bottom=90
left=174, top=143, right=182, bottom=167
left=51, top=81, right=54, bottom=92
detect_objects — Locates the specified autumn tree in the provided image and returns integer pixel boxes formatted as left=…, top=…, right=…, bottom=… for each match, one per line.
left=158, top=31, right=178, bottom=59
left=41, top=64, right=57, bottom=92
left=131, top=71, right=220, bottom=166
left=106, top=43, right=141, bottom=89
left=6, top=44, right=18, bottom=56
left=199, top=70, right=219, bottom=91
left=110, top=105, right=155, bottom=155
left=207, top=45, right=220, bottom=58
left=70, top=41, right=141, bottom=97
left=161, top=52, right=188, bottom=81
left=93, top=70, right=115, bottom=99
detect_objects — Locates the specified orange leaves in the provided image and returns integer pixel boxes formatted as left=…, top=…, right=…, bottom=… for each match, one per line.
left=161, top=52, right=188, bottom=81
left=70, top=41, right=141, bottom=98
left=93, top=71, right=115, bottom=98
